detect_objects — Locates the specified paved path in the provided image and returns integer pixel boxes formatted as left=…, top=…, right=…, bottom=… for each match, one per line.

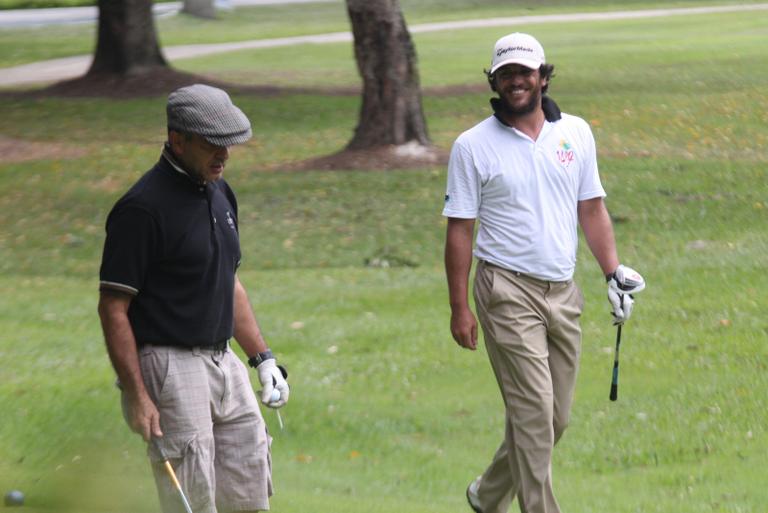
left=1, top=3, right=767, bottom=88
left=0, top=0, right=339, bottom=28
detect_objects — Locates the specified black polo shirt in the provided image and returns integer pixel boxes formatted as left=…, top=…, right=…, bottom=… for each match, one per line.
left=99, top=152, right=242, bottom=348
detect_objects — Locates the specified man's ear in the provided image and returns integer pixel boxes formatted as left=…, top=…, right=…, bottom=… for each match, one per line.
left=168, top=130, right=185, bottom=156
left=484, top=69, right=498, bottom=93
left=483, top=70, right=496, bottom=93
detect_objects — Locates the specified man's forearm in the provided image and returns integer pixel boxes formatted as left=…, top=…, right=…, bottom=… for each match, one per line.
left=445, top=218, right=475, bottom=310
left=97, top=293, right=148, bottom=401
left=98, top=292, right=163, bottom=440
left=578, top=198, right=619, bottom=276
left=233, top=276, right=269, bottom=357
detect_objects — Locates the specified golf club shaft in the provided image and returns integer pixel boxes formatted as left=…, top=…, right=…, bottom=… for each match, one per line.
left=164, top=460, right=194, bottom=513
left=609, top=295, right=624, bottom=401
left=609, top=323, right=622, bottom=401
left=153, top=439, right=194, bottom=513
left=272, top=366, right=287, bottom=430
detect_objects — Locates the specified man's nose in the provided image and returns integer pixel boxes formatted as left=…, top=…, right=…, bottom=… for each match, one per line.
left=215, top=146, right=229, bottom=159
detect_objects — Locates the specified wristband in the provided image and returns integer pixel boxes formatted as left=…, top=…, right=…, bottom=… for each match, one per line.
left=248, top=350, right=274, bottom=368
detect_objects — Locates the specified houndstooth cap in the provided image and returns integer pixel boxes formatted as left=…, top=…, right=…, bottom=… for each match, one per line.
left=167, top=84, right=252, bottom=147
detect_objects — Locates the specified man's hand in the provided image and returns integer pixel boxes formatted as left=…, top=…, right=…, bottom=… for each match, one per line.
left=125, top=392, right=163, bottom=442
left=257, top=359, right=289, bottom=408
left=450, top=306, right=478, bottom=350
left=606, top=264, right=645, bottom=325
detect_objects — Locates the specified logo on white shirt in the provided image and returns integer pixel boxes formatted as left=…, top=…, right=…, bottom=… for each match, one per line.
left=556, top=139, right=575, bottom=168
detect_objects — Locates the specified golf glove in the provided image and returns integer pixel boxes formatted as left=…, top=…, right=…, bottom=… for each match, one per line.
left=257, top=359, right=289, bottom=409
left=607, top=264, right=645, bottom=325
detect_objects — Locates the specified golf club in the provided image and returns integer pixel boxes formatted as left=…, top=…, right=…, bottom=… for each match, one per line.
left=609, top=296, right=624, bottom=401
left=271, top=364, right=288, bottom=430
left=152, top=438, right=194, bottom=513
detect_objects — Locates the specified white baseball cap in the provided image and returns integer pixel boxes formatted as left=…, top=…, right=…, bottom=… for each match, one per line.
left=489, top=32, right=545, bottom=74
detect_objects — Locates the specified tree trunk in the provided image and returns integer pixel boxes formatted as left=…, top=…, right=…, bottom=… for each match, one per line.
left=182, top=0, right=216, bottom=19
left=88, top=0, right=167, bottom=75
left=345, top=0, right=430, bottom=150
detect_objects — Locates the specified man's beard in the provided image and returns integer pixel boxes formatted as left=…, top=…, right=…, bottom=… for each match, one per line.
left=497, top=91, right=540, bottom=117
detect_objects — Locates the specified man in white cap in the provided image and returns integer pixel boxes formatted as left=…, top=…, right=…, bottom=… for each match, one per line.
left=98, top=84, right=289, bottom=513
left=443, top=34, right=645, bottom=513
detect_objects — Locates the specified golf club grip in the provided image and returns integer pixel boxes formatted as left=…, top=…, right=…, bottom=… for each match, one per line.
left=151, top=437, right=168, bottom=461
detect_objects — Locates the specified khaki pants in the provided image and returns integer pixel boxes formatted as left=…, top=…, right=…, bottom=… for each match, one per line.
left=473, top=261, right=583, bottom=513
left=122, top=345, right=272, bottom=513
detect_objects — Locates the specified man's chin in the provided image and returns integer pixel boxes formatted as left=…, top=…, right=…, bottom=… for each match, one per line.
left=499, top=95, right=539, bottom=117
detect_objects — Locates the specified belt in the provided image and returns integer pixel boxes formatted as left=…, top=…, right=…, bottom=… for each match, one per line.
left=209, top=339, right=229, bottom=352
left=137, top=339, right=229, bottom=351
left=479, top=260, right=571, bottom=285
left=479, top=260, right=525, bottom=276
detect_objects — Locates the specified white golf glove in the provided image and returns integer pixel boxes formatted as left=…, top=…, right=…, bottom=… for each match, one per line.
left=257, top=359, right=289, bottom=409
left=606, top=264, right=645, bottom=325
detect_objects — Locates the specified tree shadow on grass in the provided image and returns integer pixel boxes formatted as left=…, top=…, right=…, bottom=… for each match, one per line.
left=0, top=67, right=482, bottom=169
left=4, top=67, right=360, bottom=100
left=276, top=143, right=449, bottom=171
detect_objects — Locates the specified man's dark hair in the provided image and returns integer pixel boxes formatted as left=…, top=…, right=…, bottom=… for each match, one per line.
left=485, top=63, right=556, bottom=93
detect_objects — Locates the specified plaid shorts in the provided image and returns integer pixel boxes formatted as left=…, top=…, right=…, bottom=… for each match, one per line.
left=122, top=344, right=272, bottom=513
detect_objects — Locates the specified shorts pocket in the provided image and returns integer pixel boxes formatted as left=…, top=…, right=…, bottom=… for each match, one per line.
left=138, top=346, right=174, bottom=402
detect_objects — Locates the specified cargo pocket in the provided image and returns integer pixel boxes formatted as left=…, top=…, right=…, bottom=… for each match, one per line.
left=150, top=433, right=216, bottom=513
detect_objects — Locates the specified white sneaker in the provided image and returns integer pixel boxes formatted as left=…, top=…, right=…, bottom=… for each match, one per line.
left=466, top=476, right=483, bottom=513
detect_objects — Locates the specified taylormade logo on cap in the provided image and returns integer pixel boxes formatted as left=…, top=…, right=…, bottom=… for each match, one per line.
left=490, top=33, right=545, bottom=74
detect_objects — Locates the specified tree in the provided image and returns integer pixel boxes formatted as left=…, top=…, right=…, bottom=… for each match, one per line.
left=88, top=0, right=167, bottom=76
left=345, top=0, right=430, bottom=151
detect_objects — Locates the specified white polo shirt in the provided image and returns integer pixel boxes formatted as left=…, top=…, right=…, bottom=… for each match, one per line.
left=442, top=113, right=605, bottom=281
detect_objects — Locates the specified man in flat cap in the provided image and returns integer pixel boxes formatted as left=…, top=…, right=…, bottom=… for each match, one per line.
left=98, top=84, right=288, bottom=513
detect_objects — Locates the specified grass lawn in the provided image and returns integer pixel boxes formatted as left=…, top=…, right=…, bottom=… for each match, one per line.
left=1, top=2, right=767, bottom=513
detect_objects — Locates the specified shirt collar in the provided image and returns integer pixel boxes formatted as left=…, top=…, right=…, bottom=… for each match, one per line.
left=161, top=143, right=206, bottom=186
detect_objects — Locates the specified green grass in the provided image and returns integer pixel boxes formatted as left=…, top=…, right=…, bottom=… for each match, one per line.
left=1, top=0, right=766, bottom=67
left=1, top=3, right=767, bottom=513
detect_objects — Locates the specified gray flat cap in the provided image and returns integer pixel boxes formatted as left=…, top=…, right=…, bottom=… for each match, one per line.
left=167, top=84, right=252, bottom=147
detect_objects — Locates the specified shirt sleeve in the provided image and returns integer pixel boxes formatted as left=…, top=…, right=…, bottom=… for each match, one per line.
left=577, top=122, right=606, bottom=201
left=442, top=140, right=481, bottom=219
left=99, top=205, right=159, bottom=295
